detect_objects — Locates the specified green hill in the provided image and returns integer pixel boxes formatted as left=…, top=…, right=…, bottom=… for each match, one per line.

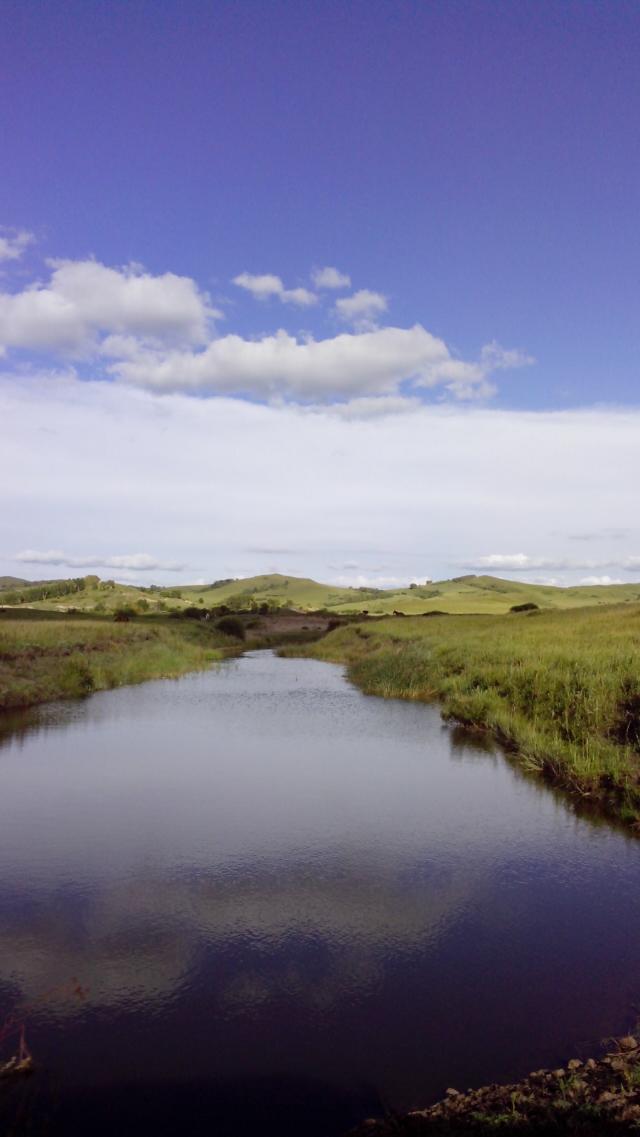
left=3, top=569, right=640, bottom=616
left=0, top=576, right=28, bottom=590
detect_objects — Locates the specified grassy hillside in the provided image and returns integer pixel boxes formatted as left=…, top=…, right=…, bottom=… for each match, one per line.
left=283, top=603, right=640, bottom=827
left=4, top=570, right=640, bottom=616
left=0, top=576, right=28, bottom=590
left=332, top=574, right=640, bottom=615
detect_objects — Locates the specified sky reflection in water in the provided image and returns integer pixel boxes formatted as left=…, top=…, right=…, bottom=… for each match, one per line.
left=1, top=652, right=640, bottom=1135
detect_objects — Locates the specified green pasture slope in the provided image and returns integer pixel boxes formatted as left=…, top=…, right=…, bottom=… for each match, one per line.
left=4, top=571, right=640, bottom=616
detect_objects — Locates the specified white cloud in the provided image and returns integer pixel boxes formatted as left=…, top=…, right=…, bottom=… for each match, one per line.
left=232, top=272, right=317, bottom=307
left=0, top=228, right=35, bottom=262
left=281, top=286, right=317, bottom=307
left=311, top=266, right=351, bottom=290
left=578, top=575, right=625, bottom=586
left=14, top=550, right=186, bottom=572
left=329, top=574, right=412, bottom=589
left=108, top=324, right=521, bottom=402
left=0, top=251, right=532, bottom=406
left=232, top=272, right=284, bottom=300
left=2, top=375, right=640, bottom=588
left=0, top=258, right=216, bottom=355
left=335, top=289, right=388, bottom=330
left=461, top=553, right=640, bottom=574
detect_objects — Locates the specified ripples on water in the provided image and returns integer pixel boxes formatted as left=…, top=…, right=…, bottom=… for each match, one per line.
left=1, top=651, right=640, bottom=1135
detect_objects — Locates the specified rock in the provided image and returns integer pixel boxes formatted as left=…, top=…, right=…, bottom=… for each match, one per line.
left=585, top=1058, right=597, bottom=1069
left=445, top=1087, right=460, bottom=1097
left=567, top=1058, right=583, bottom=1070
left=619, top=1035, right=638, bottom=1051
left=609, top=1057, right=626, bottom=1072
left=552, top=1068, right=566, bottom=1079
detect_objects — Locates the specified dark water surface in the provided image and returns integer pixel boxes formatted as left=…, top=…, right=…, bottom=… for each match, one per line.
left=1, top=651, right=640, bottom=1135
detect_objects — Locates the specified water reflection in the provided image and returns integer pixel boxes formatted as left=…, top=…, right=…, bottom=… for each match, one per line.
left=0, top=652, right=640, bottom=1136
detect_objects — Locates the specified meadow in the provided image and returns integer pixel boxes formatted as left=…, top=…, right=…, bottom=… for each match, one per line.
left=0, top=612, right=238, bottom=710
left=284, top=604, right=640, bottom=826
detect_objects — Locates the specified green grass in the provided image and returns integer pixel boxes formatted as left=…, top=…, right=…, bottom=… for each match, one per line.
left=283, top=604, right=640, bottom=825
left=0, top=612, right=239, bottom=710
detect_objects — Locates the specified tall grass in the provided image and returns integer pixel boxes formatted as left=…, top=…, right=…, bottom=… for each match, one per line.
left=287, top=605, right=640, bottom=825
left=0, top=614, right=238, bottom=710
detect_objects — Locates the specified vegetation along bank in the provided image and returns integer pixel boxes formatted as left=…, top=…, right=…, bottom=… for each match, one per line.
left=282, top=603, right=640, bottom=829
left=0, top=611, right=243, bottom=711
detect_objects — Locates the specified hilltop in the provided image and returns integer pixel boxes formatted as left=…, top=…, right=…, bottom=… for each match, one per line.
left=2, top=571, right=640, bottom=616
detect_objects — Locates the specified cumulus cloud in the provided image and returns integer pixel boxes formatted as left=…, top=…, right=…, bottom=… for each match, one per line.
left=232, top=272, right=317, bottom=307
left=0, top=258, right=216, bottom=355
left=107, top=324, right=524, bottom=402
left=334, top=289, right=388, bottom=330
left=14, top=550, right=186, bottom=572
left=0, top=227, right=35, bottom=262
left=460, top=553, right=640, bottom=574
left=0, top=248, right=532, bottom=406
left=311, top=266, right=351, bottom=290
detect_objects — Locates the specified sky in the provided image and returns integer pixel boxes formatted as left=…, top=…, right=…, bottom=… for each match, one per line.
left=1, top=0, right=639, bottom=588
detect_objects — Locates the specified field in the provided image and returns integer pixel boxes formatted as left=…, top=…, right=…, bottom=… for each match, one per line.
left=5, top=571, right=640, bottom=617
left=0, top=612, right=239, bottom=711
left=283, top=603, right=640, bottom=826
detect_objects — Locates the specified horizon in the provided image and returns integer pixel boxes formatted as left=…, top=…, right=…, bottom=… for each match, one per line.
left=5, top=568, right=640, bottom=595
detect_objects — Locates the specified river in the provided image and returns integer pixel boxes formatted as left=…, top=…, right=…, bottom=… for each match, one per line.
left=1, top=650, right=639, bottom=1135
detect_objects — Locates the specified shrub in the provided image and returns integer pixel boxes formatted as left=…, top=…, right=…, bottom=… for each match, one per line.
left=215, top=615, right=246, bottom=640
left=510, top=602, right=540, bottom=613
left=114, top=607, right=135, bottom=622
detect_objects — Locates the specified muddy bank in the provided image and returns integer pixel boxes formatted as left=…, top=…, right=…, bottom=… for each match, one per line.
left=349, top=1037, right=640, bottom=1134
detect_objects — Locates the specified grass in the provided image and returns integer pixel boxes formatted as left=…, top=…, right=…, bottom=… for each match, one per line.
left=0, top=611, right=239, bottom=710
left=282, top=604, right=640, bottom=826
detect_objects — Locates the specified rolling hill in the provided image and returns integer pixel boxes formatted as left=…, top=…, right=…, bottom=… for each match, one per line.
left=3, top=571, right=640, bottom=616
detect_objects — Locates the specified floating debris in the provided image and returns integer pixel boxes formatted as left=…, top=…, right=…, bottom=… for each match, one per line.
left=0, top=1027, right=33, bottom=1081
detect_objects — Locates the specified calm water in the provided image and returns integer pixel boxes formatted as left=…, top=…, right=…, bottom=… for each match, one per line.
left=1, top=651, right=640, bottom=1135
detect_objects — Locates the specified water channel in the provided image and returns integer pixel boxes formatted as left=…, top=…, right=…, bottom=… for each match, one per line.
left=1, top=650, right=640, bottom=1135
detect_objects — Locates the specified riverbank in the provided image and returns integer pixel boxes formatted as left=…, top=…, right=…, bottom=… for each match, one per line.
left=0, top=612, right=240, bottom=710
left=0, top=609, right=333, bottom=712
left=349, top=1036, right=640, bottom=1134
left=281, top=604, right=640, bottom=828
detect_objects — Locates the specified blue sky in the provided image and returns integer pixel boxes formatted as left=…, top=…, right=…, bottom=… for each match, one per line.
left=1, top=1, right=639, bottom=587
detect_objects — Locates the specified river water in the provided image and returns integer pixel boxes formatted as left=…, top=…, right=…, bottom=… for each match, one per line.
left=1, top=650, right=640, bottom=1135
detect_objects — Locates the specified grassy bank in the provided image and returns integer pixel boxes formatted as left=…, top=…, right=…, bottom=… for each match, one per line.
left=0, top=612, right=239, bottom=710
left=283, top=604, right=640, bottom=826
